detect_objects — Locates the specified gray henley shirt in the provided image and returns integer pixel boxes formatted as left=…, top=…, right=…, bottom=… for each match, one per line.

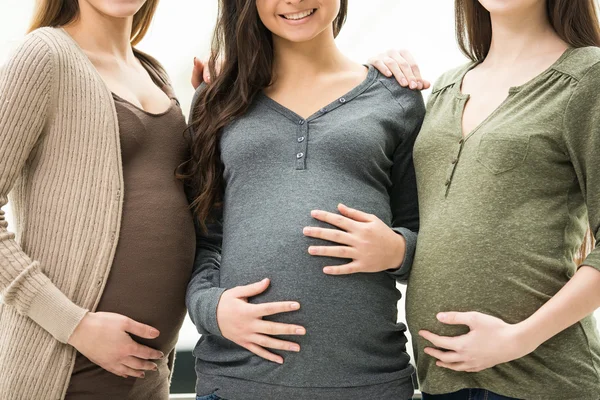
left=186, top=65, right=426, bottom=400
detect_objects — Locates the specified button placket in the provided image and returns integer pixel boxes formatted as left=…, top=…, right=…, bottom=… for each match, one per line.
left=444, top=138, right=465, bottom=197
left=295, top=119, right=309, bottom=170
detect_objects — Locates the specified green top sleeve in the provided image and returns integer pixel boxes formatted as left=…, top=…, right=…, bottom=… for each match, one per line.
left=563, top=61, right=600, bottom=270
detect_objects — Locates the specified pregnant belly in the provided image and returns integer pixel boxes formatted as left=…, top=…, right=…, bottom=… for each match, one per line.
left=97, top=194, right=196, bottom=354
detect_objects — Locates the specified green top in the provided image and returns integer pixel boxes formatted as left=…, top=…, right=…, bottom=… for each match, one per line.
left=407, top=47, right=600, bottom=399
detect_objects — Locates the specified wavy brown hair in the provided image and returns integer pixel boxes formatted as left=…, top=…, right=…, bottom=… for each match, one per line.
left=181, top=0, right=348, bottom=231
left=455, top=0, right=599, bottom=264
left=28, top=0, right=159, bottom=45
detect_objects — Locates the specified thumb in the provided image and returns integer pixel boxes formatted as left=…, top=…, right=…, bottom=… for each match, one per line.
left=232, top=278, right=270, bottom=298
left=124, top=318, right=160, bottom=339
left=437, top=311, right=477, bottom=328
left=192, top=57, right=205, bottom=89
left=338, top=203, right=373, bottom=223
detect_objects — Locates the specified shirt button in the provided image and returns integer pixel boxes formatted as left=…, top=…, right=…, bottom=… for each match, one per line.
left=445, top=179, right=451, bottom=186
left=320, top=108, right=326, bottom=113
left=339, top=98, right=346, bottom=103
left=296, top=152, right=304, bottom=159
left=297, top=136, right=305, bottom=143
left=299, top=120, right=305, bottom=125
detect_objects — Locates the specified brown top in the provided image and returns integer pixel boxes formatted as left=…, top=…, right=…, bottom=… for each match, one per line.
left=65, top=61, right=196, bottom=400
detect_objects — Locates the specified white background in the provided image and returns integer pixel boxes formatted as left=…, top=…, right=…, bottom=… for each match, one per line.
left=1, top=0, right=598, bottom=355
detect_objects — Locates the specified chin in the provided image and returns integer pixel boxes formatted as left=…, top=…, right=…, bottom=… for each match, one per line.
left=93, top=0, right=147, bottom=18
left=478, top=0, right=542, bottom=15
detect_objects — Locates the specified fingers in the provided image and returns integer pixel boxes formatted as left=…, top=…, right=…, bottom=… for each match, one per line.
left=245, top=343, right=284, bottom=364
left=418, top=330, right=460, bottom=351
left=369, top=57, right=393, bottom=78
left=192, top=57, right=204, bottom=89
left=322, top=262, right=361, bottom=275
left=423, top=347, right=465, bottom=364
left=128, top=342, right=164, bottom=360
left=122, top=356, right=158, bottom=372
left=253, top=301, right=301, bottom=317
left=255, top=320, right=306, bottom=336
left=397, top=49, right=423, bottom=90
left=310, top=210, right=355, bottom=231
left=230, top=278, right=270, bottom=298
left=308, top=245, right=356, bottom=260
left=436, top=361, right=472, bottom=372
left=337, top=203, right=374, bottom=223
left=251, top=334, right=301, bottom=352
left=123, top=318, right=160, bottom=340
left=386, top=50, right=418, bottom=89
left=115, top=365, right=146, bottom=379
left=437, top=311, right=477, bottom=327
left=383, top=56, right=409, bottom=87
left=303, top=227, right=355, bottom=246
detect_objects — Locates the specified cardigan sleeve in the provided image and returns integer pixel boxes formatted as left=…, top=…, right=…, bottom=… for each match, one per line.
left=563, top=61, right=600, bottom=272
left=0, top=33, right=88, bottom=344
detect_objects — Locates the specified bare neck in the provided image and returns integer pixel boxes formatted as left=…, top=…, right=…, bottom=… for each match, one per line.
left=63, top=2, right=135, bottom=63
left=270, top=28, right=357, bottom=88
left=485, top=5, right=568, bottom=68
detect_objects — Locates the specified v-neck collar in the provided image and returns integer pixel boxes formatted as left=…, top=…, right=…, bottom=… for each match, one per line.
left=454, top=47, right=575, bottom=140
left=256, top=65, right=378, bottom=123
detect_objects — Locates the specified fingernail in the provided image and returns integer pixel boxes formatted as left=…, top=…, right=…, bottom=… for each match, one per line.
left=303, top=227, right=310, bottom=235
left=193, top=57, right=197, bottom=65
left=153, top=365, right=158, bottom=371
left=159, top=352, right=165, bottom=359
left=323, top=267, right=332, bottom=274
left=276, top=358, right=284, bottom=364
left=296, top=328, right=306, bottom=335
left=401, top=78, right=409, bottom=86
left=290, top=345, right=300, bottom=352
left=290, top=303, right=300, bottom=310
left=141, top=372, right=145, bottom=379
left=438, top=313, right=447, bottom=321
left=386, top=70, right=392, bottom=77
left=262, top=278, right=269, bottom=283
left=151, top=329, right=160, bottom=337
left=308, top=247, right=316, bottom=255
left=410, top=81, right=418, bottom=89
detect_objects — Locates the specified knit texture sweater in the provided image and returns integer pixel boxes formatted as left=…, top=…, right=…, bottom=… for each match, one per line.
left=0, top=27, right=171, bottom=400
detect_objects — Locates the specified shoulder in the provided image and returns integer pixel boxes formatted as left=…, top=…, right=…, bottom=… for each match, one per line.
left=375, top=70, right=425, bottom=118
left=1, top=28, right=62, bottom=90
left=5, top=28, right=61, bottom=66
left=554, top=46, right=600, bottom=82
left=430, top=62, right=473, bottom=94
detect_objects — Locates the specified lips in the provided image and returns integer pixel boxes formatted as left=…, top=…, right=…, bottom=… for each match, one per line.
left=280, top=8, right=316, bottom=21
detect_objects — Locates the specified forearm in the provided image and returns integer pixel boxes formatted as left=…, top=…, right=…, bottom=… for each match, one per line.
left=516, top=266, right=600, bottom=349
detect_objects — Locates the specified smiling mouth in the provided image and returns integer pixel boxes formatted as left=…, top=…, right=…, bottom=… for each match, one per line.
left=280, top=8, right=317, bottom=21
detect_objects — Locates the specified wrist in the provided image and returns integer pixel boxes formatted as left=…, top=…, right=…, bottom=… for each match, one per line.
left=512, top=319, right=544, bottom=356
left=389, top=232, right=407, bottom=271
left=68, top=311, right=90, bottom=347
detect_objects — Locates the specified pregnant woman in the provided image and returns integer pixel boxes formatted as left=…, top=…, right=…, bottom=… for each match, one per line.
left=0, top=1, right=195, bottom=399
left=351, top=0, right=600, bottom=399
left=183, top=0, right=425, bottom=399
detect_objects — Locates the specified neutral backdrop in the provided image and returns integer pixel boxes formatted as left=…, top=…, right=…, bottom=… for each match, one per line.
left=1, top=0, right=599, bottom=361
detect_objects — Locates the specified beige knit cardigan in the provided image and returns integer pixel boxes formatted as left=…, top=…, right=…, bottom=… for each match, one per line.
left=0, top=27, right=174, bottom=400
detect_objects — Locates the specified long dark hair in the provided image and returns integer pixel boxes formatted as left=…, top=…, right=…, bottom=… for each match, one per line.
left=456, top=0, right=600, bottom=61
left=180, top=0, right=348, bottom=230
left=455, top=0, right=599, bottom=264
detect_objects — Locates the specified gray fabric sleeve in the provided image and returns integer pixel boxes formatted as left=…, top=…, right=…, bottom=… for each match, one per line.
left=383, top=84, right=425, bottom=282
left=184, top=84, right=227, bottom=336
left=186, top=215, right=227, bottom=336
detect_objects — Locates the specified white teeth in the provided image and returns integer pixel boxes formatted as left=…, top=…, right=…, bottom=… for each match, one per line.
left=282, top=9, right=315, bottom=20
